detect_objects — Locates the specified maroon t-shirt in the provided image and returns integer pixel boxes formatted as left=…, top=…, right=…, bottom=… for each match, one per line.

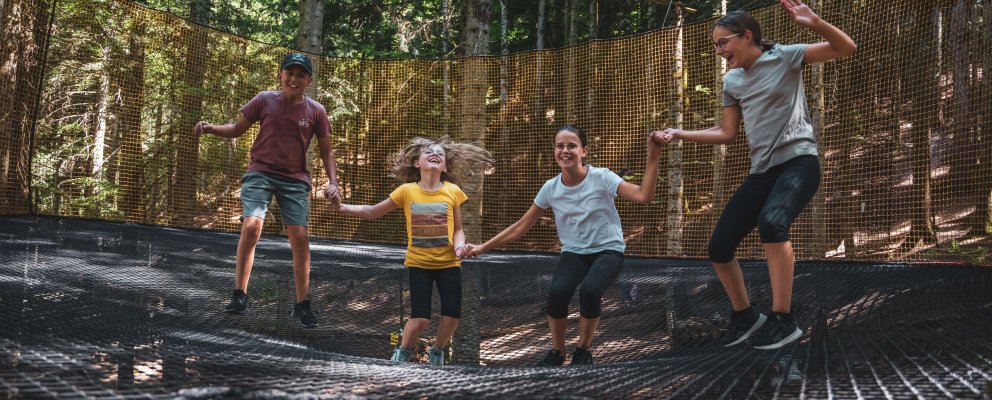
left=240, top=91, right=330, bottom=183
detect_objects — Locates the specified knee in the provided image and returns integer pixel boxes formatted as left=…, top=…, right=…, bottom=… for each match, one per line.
left=406, top=318, right=430, bottom=330
left=757, top=217, right=789, bottom=243
left=578, top=285, right=606, bottom=305
left=708, top=238, right=735, bottom=264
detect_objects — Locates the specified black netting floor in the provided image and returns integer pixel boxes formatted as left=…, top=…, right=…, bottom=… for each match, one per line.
left=1, top=216, right=990, bottom=399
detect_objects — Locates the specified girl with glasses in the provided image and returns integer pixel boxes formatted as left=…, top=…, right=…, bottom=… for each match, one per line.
left=654, top=0, right=856, bottom=350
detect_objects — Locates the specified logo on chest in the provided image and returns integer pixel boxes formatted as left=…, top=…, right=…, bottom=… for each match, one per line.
left=298, top=118, right=313, bottom=128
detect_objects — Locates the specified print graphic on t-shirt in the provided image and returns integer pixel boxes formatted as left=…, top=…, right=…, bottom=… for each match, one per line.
left=411, top=202, right=449, bottom=248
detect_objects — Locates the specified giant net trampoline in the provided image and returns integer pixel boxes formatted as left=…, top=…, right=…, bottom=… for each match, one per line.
left=2, top=0, right=992, bottom=397
left=2, top=216, right=991, bottom=398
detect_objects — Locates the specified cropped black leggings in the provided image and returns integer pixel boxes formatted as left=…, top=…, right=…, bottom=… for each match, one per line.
left=408, top=266, right=462, bottom=319
left=547, top=250, right=624, bottom=319
left=709, top=155, right=821, bottom=263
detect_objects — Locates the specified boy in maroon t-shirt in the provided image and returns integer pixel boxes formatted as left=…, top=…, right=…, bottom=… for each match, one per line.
left=194, top=53, right=339, bottom=328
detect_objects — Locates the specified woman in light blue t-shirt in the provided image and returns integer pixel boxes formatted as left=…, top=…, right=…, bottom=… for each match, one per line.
left=464, top=125, right=663, bottom=366
left=654, top=0, right=856, bottom=350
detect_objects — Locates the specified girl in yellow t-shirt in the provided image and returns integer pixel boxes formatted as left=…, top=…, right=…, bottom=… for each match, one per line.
left=336, top=136, right=492, bottom=365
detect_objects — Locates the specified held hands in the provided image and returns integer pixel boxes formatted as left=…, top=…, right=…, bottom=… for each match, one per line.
left=455, top=244, right=474, bottom=259
left=193, top=121, right=213, bottom=136
left=650, top=128, right=681, bottom=145
left=780, top=0, right=821, bottom=28
left=324, top=184, right=341, bottom=208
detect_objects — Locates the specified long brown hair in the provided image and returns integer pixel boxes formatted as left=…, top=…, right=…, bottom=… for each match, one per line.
left=388, top=135, right=494, bottom=191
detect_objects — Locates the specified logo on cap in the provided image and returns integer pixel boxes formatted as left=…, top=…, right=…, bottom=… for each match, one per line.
left=281, top=53, right=313, bottom=75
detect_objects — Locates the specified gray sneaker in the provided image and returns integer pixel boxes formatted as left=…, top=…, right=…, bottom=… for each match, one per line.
left=390, top=347, right=412, bottom=362
left=428, top=346, right=447, bottom=366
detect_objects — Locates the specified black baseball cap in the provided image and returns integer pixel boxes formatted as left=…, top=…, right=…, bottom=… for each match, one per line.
left=280, top=53, right=313, bottom=75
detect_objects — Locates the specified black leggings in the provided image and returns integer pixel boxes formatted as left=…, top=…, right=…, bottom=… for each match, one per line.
left=547, top=250, right=624, bottom=319
left=709, top=155, right=821, bottom=263
left=408, top=267, right=462, bottom=319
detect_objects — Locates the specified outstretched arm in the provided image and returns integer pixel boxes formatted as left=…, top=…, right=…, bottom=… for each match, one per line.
left=654, top=105, right=743, bottom=146
left=468, top=204, right=545, bottom=256
left=337, top=198, right=399, bottom=219
left=194, top=114, right=252, bottom=138
left=617, top=131, right=663, bottom=203
left=780, top=0, right=857, bottom=63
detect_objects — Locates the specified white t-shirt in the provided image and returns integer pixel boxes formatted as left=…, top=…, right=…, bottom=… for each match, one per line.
left=534, top=166, right=626, bottom=254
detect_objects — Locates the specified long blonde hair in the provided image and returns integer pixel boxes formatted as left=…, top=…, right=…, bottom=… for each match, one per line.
left=388, top=135, right=494, bottom=191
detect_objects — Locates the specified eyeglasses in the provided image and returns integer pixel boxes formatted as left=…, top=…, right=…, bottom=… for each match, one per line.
left=713, top=33, right=742, bottom=50
left=554, top=143, right=581, bottom=152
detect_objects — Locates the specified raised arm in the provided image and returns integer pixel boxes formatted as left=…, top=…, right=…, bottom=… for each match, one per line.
left=338, top=198, right=399, bottom=219
left=656, top=105, right=743, bottom=146
left=194, top=114, right=253, bottom=139
left=617, top=131, right=664, bottom=203
left=780, top=0, right=857, bottom=63
left=468, top=204, right=546, bottom=256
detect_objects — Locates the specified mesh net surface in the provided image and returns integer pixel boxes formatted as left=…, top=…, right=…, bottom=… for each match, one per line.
left=1, top=216, right=990, bottom=398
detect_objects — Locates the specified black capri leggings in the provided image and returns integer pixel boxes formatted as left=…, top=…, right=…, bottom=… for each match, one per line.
left=547, top=250, right=624, bottom=319
left=708, top=155, right=821, bottom=263
left=408, top=266, right=462, bottom=319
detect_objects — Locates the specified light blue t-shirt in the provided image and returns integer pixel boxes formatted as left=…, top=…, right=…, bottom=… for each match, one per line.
left=534, top=166, right=626, bottom=254
left=723, top=43, right=818, bottom=174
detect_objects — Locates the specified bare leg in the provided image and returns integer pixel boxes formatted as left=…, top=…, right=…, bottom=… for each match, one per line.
left=576, top=317, right=600, bottom=349
left=235, top=217, right=264, bottom=292
left=286, top=225, right=310, bottom=303
left=763, top=241, right=795, bottom=313
left=713, top=258, right=750, bottom=311
left=433, top=316, right=460, bottom=348
left=400, top=318, right=431, bottom=348
left=547, top=316, right=567, bottom=352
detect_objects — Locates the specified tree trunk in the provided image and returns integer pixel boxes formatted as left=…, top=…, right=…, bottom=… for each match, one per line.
left=949, top=0, right=972, bottom=200
left=1, top=0, right=51, bottom=214
left=979, top=0, right=992, bottom=234
left=665, top=6, right=684, bottom=255
left=296, top=0, right=323, bottom=98
left=452, top=0, right=491, bottom=366
left=711, top=0, right=728, bottom=249
left=93, top=47, right=110, bottom=187
left=536, top=0, right=545, bottom=50
left=169, top=0, right=209, bottom=227
left=900, top=4, right=938, bottom=252
left=119, top=15, right=146, bottom=223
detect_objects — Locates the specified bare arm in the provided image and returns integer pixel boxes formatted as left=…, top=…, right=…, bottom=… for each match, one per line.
left=469, top=204, right=546, bottom=256
left=616, top=131, right=664, bottom=203
left=316, top=136, right=340, bottom=204
left=194, top=114, right=252, bottom=138
left=452, top=206, right=467, bottom=257
left=337, top=198, right=399, bottom=219
left=656, top=105, right=743, bottom=146
left=780, top=0, right=857, bottom=63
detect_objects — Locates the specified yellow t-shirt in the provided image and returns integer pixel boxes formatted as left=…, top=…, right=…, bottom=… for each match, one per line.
left=389, top=181, right=468, bottom=269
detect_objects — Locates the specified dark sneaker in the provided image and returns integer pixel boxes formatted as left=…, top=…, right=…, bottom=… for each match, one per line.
left=537, top=349, right=565, bottom=366
left=223, top=289, right=250, bottom=315
left=390, top=347, right=412, bottom=362
left=428, top=346, right=447, bottom=366
left=570, top=347, right=593, bottom=365
left=720, top=307, right=767, bottom=347
left=750, top=312, right=803, bottom=350
left=291, top=300, right=319, bottom=328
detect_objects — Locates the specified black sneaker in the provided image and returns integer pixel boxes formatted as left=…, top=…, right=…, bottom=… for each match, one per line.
left=570, top=347, right=593, bottom=365
left=223, top=289, right=250, bottom=315
left=291, top=300, right=319, bottom=328
left=537, top=349, right=565, bottom=366
left=750, top=312, right=803, bottom=350
left=720, top=307, right=767, bottom=347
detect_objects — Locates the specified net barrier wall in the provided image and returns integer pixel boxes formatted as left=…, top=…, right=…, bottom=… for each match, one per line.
left=1, top=0, right=990, bottom=263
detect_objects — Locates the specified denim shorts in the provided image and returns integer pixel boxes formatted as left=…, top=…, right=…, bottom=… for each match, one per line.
left=240, top=171, right=311, bottom=226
